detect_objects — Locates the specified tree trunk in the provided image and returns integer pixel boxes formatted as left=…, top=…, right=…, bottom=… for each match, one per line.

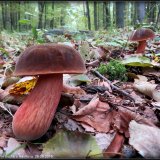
left=94, top=2, right=98, bottom=30
left=60, top=9, right=65, bottom=26
left=132, top=3, right=135, bottom=26
left=1, top=2, right=6, bottom=30
left=156, top=3, right=160, bottom=27
left=44, top=2, right=47, bottom=28
left=103, top=2, right=110, bottom=29
left=97, top=2, right=99, bottom=29
left=10, top=2, right=13, bottom=31
left=50, top=2, right=54, bottom=28
left=147, top=1, right=156, bottom=23
left=18, top=2, right=21, bottom=31
left=116, top=1, right=125, bottom=28
left=136, top=1, right=146, bottom=23
left=86, top=1, right=91, bottom=30
left=83, top=2, right=87, bottom=29
left=38, top=1, right=45, bottom=29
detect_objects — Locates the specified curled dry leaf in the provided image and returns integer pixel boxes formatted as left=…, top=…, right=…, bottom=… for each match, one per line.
left=134, top=80, right=160, bottom=101
left=130, top=91, right=146, bottom=104
left=113, top=107, right=156, bottom=138
left=9, top=76, right=37, bottom=95
left=129, top=120, right=160, bottom=158
left=134, top=81, right=156, bottom=97
left=73, top=98, right=99, bottom=116
left=98, top=81, right=112, bottom=93
left=63, top=84, right=86, bottom=95
left=72, top=99, right=116, bottom=133
left=72, top=97, right=156, bottom=135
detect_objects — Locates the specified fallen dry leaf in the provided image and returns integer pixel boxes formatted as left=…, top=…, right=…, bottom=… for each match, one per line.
left=114, top=107, right=156, bottom=137
left=134, top=79, right=160, bottom=101
left=72, top=97, right=156, bottom=135
left=0, top=85, right=26, bottom=104
left=0, top=136, right=7, bottom=148
left=9, top=76, right=37, bottom=95
left=95, top=133, right=116, bottom=151
left=134, top=81, right=157, bottom=98
left=130, top=91, right=146, bottom=104
left=98, top=81, right=112, bottom=93
left=73, top=98, right=99, bottom=116
left=4, top=138, right=28, bottom=158
left=129, top=120, right=160, bottom=158
left=72, top=99, right=116, bottom=133
left=63, top=84, right=86, bottom=95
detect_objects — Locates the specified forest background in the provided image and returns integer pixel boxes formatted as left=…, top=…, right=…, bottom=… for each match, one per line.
left=0, top=1, right=160, bottom=32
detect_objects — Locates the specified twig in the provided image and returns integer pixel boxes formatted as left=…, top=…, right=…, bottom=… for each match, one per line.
left=0, top=102, right=13, bottom=117
left=91, top=69, right=135, bottom=102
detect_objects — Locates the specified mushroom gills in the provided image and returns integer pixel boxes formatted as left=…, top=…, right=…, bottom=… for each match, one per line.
left=12, top=74, right=63, bottom=140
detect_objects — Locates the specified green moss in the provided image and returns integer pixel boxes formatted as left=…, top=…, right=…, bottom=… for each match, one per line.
left=97, top=59, right=127, bottom=81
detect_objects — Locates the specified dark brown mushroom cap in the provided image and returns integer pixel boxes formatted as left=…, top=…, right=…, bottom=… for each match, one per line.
left=13, top=44, right=86, bottom=76
left=129, top=28, right=155, bottom=41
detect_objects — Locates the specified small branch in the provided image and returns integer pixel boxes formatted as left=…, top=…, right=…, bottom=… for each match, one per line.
left=91, top=69, right=135, bottom=102
left=0, top=102, right=14, bottom=117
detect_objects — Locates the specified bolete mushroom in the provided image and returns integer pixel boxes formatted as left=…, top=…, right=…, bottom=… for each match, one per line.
left=129, top=28, right=155, bottom=54
left=12, top=44, right=86, bottom=140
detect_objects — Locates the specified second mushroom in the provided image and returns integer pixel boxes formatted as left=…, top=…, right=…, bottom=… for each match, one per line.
left=129, top=28, right=155, bottom=54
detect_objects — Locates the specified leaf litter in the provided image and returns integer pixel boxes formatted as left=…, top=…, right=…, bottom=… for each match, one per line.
left=0, top=28, right=160, bottom=158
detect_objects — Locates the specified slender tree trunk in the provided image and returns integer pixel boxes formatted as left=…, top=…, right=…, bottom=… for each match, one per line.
left=116, top=1, right=125, bottom=28
left=18, top=2, right=21, bottom=31
left=60, top=9, right=65, bottom=26
left=136, top=1, right=146, bottom=23
left=103, top=2, right=105, bottom=28
left=50, top=2, right=54, bottom=28
left=10, top=2, right=13, bottom=31
left=86, top=1, right=91, bottom=30
left=103, top=2, right=110, bottom=29
left=44, top=2, right=47, bottom=28
left=38, top=1, right=45, bottom=29
left=83, top=2, right=87, bottom=29
left=1, top=2, right=6, bottom=30
left=147, top=2, right=156, bottom=23
left=156, top=4, right=160, bottom=27
left=94, top=2, right=98, bottom=30
left=97, top=2, right=99, bottom=29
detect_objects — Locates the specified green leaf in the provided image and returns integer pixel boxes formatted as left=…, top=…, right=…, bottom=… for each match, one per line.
left=69, top=74, right=91, bottom=86
left=122, top=56, right=153, bottom=67
left=18, top=19, right=31, bottom=25
left=42, top=129, right=103, bottom=158
left=98, top=41, right=122, bottom=47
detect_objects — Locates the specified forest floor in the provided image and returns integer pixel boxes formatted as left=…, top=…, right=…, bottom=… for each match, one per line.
left=0, top=27, right=160, bottom=158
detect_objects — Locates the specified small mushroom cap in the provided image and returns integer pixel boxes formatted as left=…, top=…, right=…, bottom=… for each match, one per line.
left=129, top=28, right=155, bottom=41
left=13, top=44, right=86, bottom=76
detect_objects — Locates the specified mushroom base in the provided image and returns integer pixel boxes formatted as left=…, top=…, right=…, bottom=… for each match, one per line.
left=12, top=74, right=63, bottom=140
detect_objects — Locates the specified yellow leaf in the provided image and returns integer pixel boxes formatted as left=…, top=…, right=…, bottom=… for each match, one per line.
left=9, top=77, right=37, bottom=95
